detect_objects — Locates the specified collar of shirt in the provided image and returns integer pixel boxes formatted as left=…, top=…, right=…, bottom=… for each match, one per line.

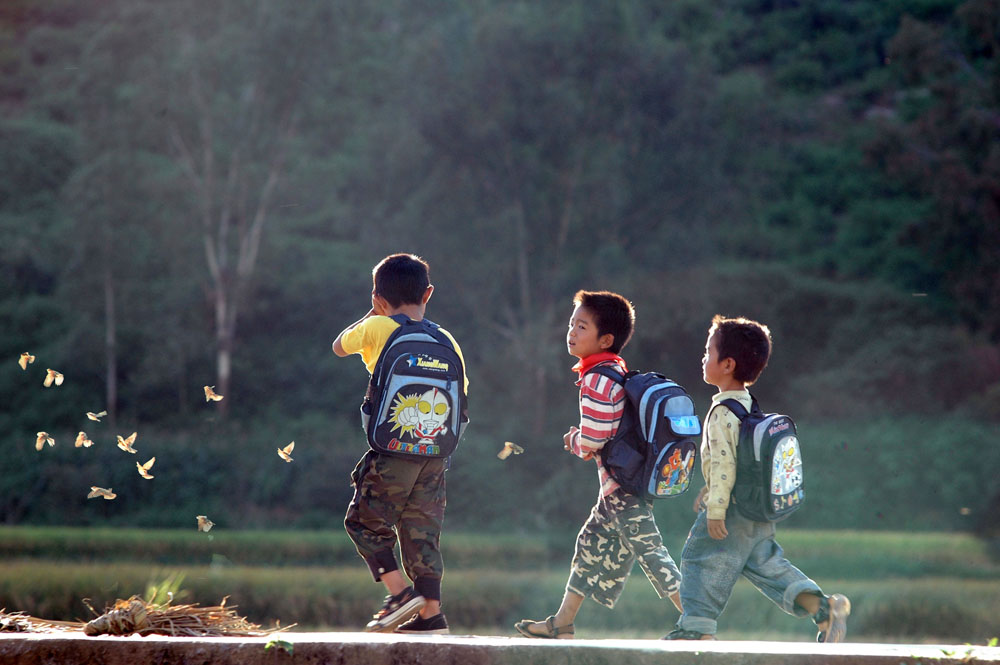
left=571, top=352, right=628, bottom=384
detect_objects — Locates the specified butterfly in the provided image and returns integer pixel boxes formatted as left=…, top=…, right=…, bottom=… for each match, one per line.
left=196, top=515, right=214, bottom=532
left=117, top=432, right=138, bottom=454
left=204, top=386, right=224, bottom=402
left=277, top=441, right=295, bottom=463
left=87, top=486, right=116, bottom=500
left=18, top=353, right=35, bottom=370
left=136, top=457, right=155, bottom=479
left=86, top=411, right=108, bottom=422
left=74, top=431, right=94, bottom=448
left=497, top=441, right=525, bottom=460
left=35, top=432, right=55, bottom=451
left=43, top=369, right=64, bottom=387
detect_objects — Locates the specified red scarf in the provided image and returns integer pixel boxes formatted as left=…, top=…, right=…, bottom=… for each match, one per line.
left=572, top=352, right=628, bottom=379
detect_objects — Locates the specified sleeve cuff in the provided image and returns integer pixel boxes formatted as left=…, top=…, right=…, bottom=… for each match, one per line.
left=707, top=507, right=728, bottom=520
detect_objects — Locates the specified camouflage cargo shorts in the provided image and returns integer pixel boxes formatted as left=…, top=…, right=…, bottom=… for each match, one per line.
left=344, top=450, right=446, bottom=598
left=567, top=488, right=681, bottom=609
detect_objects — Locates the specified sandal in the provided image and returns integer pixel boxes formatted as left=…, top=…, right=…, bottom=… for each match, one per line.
left=514, top=615, right=575, bottom=639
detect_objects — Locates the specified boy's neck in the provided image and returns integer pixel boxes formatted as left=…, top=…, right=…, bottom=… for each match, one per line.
left=384, top=303, right=426, bottom=321
left=715, top=379, right=747, bottom=393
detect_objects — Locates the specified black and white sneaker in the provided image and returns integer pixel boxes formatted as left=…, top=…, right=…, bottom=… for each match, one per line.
left=395, top=612, right=450, bottom=635
left=364, top=586, right=426, bottom=633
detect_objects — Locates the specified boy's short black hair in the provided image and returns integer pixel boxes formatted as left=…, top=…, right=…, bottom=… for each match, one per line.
left=372, top=253, right=430, bottom=307
left=709, top=314, right=772, bottom=386
left=573, top=290, right=635, bottom=354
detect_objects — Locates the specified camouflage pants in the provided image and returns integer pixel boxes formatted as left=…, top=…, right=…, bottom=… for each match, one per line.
left=567, top=488, right=681, bottom=609
left=344, top=450, right=446, bottom=601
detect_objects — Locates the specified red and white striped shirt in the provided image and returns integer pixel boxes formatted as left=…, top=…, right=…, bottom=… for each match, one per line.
left=571, top=357, right=627, bottom=497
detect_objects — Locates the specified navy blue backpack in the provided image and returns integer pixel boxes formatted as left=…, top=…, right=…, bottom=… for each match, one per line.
left=361, top=315, right=468, bottom=458
left=589, top=367, right=700, bottom=500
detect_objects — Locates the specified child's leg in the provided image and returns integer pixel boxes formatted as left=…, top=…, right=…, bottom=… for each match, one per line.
left=611, top=491, right=682, bottom=612
left=674, top=511, right=746, bottom=636
left=515, top=497, right=623, bottom=638
left=397, top=457, right=447, bottom=619
left=565, top=495, right=635, bottom=611
left=738, top=526, right=851, bottom=641
left=344, top=452, right=411, bottom=584
left=739, top=526, right=822, bottom=618
left=345, top=453, right=429, bottom=632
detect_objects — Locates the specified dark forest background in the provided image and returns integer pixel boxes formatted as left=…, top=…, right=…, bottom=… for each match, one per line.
left=2, top=0, right=999, bottom=537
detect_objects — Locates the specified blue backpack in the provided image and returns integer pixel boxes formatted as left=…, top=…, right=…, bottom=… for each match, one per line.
left=589, top=366, right=700, bottom=500
left=718, top=396, right=803, bottom=522
left=361, top=315, right=468, bottom=458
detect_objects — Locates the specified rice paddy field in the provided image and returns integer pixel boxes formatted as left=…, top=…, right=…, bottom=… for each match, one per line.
left=0, top=526, right=997, bottom=644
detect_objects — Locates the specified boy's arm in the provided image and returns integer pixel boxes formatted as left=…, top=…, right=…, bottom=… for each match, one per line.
left=705, top=406, right=739, bottom=522
left=332, top=309, right=376, bottom=357
left=569, top=373, right=624, bottom=460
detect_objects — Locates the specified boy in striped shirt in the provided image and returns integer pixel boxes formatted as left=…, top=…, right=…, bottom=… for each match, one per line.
left=515, top=290, right=682, bottom=639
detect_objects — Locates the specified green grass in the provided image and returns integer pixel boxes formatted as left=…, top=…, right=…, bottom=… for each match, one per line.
left=1, top=525, right=996, bottom=579
left=0, top=527, right=997, bottom=644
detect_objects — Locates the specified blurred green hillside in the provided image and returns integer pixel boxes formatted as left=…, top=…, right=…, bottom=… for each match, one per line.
left=2, top=0, right=999, bottom=533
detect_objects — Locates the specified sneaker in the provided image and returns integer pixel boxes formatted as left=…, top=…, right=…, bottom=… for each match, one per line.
left=364, top=586, right=426, bottom=633
left=395, top=612, right=450, bottom=635
left=814, top=593, right=851, bottom=643
left=662, top=627, right=715, bottom=640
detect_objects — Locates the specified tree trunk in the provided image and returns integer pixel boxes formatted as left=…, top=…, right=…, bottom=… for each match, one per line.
left=104, top=263, right=117, bottom=429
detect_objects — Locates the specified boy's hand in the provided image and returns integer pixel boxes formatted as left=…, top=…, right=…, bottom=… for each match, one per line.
left=564, top=426, right=593, bottom=459
left=707, top=518, right=728, bottom=540
left=563, top=426, right=578, bottom=451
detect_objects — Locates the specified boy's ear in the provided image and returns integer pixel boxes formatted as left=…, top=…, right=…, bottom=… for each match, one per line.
left=721, top=356, right=736, bottom=375
left=598, top=332, right=615, bottom=351
left=421, top=284, right=434, bottom=305
left=372, top=292, right=390, bottom=315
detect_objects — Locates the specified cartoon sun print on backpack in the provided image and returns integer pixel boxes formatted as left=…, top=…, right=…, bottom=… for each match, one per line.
left=389, top=388, right=451, bottom=444
left=771, top=437, right=803, bottom=495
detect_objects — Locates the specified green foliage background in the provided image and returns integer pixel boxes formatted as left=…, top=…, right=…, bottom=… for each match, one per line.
left=2, top=0, right=999, bottom=535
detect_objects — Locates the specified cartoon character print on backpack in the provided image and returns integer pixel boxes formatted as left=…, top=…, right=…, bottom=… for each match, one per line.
left=656, top=447, right=696, bottom=497
left=772, top=438, right=802, bottom=496
left=386, top=387, right=452, bottom=453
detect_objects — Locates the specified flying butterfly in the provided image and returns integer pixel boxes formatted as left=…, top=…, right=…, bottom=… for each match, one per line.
left=136, top=457, right=156, bottom=479
left=497, top=441, right=525, bottom=460
left=74, top=431, right=94, bottom=448
left=35, top=432, right=54, bottom=451
left=86, top=411, right=108, bottom=422
left=18, top=353, right=35, bottom=370
left=43, top=369, right=64, bottom=387
left=87, top=486, right=116, bottom=500
left=117, top=432, right=138, bottom=454
left=277, top=441, right=295, bottom=463
left=204, top=385, right=224, bottom=402
left=196, top=515, right=214, bottom=533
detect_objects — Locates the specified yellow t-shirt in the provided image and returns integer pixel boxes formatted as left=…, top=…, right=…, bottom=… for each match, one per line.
left=702, top=390, right=752, bottom=520
left=339, top=315, right=469, bottom=392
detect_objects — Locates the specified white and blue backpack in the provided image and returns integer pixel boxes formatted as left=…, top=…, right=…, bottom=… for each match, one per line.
left=361, top=315, right=468, bottom=458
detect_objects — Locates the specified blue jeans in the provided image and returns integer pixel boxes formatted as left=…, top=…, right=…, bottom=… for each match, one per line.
left=677, top=509, right=821, bottom=635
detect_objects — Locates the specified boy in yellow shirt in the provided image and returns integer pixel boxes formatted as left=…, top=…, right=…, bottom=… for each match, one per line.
left=333, top=253, right=467, bottom=635
left=665, top=315, right=850, bottom=642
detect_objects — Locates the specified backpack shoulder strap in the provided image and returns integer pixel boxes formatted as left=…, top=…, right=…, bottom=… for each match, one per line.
left=587, top=364, right=626, bottom=385
left=719, top=398, right=750, bottom=421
